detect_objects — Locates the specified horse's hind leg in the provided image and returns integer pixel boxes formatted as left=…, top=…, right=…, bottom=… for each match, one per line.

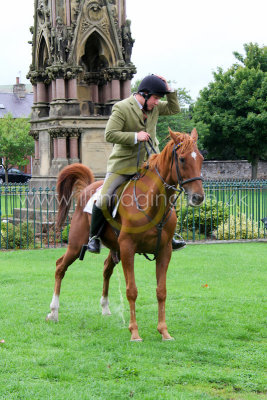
left=100, top=251, right=119, bottom=315
left=46, top=246, right=80, bottom=322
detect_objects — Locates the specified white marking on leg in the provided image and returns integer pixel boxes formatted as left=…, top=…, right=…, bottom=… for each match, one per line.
left=100, top=296, right=111, bottom=315
left=46, top=293, right=59, bottom=321
left=191, top=151, right=197, bottom=160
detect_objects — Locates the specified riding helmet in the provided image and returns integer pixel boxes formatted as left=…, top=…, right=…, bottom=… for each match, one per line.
left=138, top=75, right=170, bottom=97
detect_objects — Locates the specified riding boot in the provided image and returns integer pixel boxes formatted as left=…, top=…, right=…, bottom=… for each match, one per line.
left=87, top=204, right=106, bottom=254
left=172, top=234, right=186, bottom=251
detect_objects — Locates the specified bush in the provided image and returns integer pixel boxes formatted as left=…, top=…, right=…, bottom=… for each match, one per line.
left=177, top=199, right=229, bottom=236
left=61, top=224, right=70, bottom=243
left=1, top=221, right=34, bottom=249
left=216, top=215, right=265, bottom=240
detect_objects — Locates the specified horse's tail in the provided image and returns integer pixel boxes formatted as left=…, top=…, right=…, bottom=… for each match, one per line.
left=56, top=163, right=94, bottom=229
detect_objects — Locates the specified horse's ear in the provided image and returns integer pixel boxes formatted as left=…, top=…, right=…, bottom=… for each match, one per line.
left=168, top=127, right=181, bottom=144
left=191, top=128, right=198, bottom=141
left=168, top=127, right=174, bottom=136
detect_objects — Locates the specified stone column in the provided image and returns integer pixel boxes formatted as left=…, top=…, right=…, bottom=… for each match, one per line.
left=91, top=84, right=99, bottom=103
left=33, top=85, right=37, bottom=103
left=118, top=0, right=121, bottom=27
left=103, top=82, right=111, bottom=103
left=122, top=0, right=126, bottom=25
left=53, top=138, right=58, bottom=159
left=68, top=78, right=77, bottom=100
left=51, top=0, right=56, bottom=27
left=52, top=80, right=56, bottom=100
left=69, top=137, right=79, bottom=163
left=56, top=79, right=66, bottom=100
left=34, top=140, right=39, bottom=160
left=33, top=82, right=49, bottom=118
left=111, top=79, right=120, bottom=101
left=48, top=83, right=52, bottom=103
left=49, top=129, right=68, bottom=176
left=57, top=137, right=67, bottom=159
left=66, top=0, right=71, bottom=26
left=37, top=82, right=47, bottom=103
left=121, top=80, right=131, bottom=99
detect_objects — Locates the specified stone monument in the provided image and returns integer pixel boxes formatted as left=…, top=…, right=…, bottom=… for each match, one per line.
left=27, top=0, right=136, bottom=187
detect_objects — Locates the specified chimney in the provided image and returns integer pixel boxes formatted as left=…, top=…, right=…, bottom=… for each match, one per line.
left=13, top=77, right=26, bottom=98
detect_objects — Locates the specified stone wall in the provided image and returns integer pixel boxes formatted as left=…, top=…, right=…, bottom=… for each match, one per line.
left=202, top=160, right=267, bottom=180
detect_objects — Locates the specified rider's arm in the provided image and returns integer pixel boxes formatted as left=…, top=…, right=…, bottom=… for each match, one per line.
left=157, top=91, right=180, bottom=116
left=105, top=104, right=136, bottom=146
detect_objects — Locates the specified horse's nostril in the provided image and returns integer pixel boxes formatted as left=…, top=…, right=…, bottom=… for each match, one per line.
left=192, top=193, right=204, bottom=204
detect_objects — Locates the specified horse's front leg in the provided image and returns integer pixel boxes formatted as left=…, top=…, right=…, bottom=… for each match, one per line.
left=156, top=244, right=174, bottom=340
left=120, top=244, right=142, bottom=341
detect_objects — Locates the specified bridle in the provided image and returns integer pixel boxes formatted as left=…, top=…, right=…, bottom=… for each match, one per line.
left=146, top=139, right=203, bottom=193
left=171, top=142, right=204, bottom=188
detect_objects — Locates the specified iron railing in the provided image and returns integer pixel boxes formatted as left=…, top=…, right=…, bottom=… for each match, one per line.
left=0, top=180, right=266, bottom=249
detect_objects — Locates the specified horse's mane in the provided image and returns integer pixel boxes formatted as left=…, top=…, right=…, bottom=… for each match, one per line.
left=145, top=132, right=195, bottom=171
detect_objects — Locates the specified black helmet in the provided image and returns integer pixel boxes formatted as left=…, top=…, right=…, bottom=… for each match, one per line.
left=138, top=75, right=170, bottom=97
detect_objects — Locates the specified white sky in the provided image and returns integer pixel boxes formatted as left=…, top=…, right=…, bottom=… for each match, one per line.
left=0, top=0, right=266, bottom=100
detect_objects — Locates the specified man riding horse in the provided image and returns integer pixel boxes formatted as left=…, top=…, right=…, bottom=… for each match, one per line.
left=86, top=74, right=186, bottom=254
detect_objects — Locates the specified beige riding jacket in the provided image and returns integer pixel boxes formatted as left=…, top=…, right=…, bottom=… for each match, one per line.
left=105, top=92, right=180, bottom=174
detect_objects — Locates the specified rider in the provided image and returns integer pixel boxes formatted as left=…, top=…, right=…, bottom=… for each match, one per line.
left=86, top=74, right=186, bottom=253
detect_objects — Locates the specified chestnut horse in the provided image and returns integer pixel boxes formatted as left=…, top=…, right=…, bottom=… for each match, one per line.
left=46, top=128, right=204, bottom=341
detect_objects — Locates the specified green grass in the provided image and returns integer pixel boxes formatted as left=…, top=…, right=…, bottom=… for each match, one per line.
left=0, top=244, right=266, bottom=400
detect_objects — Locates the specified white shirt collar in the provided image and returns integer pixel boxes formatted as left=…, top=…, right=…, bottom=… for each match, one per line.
left=133, top=94, right=143, bottom=110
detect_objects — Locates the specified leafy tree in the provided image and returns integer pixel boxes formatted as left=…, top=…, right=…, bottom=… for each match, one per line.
left=193, top=43, right=267, bottom=178
left=0, top=113, right=34, bottom=183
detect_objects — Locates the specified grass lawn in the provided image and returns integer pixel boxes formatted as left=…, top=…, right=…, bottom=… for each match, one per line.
left=0, top=243, right=266, bottom=400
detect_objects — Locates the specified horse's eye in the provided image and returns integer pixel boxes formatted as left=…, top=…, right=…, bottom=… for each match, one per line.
left=179, top=157, right=185, bottom=164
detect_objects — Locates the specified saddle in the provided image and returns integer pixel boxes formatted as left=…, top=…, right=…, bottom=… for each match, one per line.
left=83, top=179, right=131, bottom=219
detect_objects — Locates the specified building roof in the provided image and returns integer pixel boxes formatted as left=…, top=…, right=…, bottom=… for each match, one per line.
left=0, top=92, right=33, bottom=118
left=0, top=84, right=33, bottom=93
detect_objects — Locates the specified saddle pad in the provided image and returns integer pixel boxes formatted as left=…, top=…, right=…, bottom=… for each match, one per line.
left=83, top=185, right=102, bottom=214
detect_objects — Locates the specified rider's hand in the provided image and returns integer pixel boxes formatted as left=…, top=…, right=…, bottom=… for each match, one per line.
left=137, top=131, right=151, bottom=142
left=154, top=75, right=171, bottom=91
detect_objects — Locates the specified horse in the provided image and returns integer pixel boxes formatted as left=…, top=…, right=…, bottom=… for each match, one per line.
left=46, top=128, right=204, bottom=341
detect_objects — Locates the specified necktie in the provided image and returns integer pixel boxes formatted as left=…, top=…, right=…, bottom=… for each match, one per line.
left=141, top=108, right=147, bottom=123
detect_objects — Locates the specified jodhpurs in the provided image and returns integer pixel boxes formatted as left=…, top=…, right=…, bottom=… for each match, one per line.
left=95, top=172, right=134, bottom=210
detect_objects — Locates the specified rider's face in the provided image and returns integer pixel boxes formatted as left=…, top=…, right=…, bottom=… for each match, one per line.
left=146, top=95, right=161, bottom=110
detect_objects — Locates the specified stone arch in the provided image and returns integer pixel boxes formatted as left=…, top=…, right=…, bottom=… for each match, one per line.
left=78, top=29, right=116, bottom=71
left=36, top=33, right=50, bottom=70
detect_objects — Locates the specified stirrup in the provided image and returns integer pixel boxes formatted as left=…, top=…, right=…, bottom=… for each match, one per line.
left=172, top=234, right=186, bottom=251
left=87, top=236, right=101, bottom=254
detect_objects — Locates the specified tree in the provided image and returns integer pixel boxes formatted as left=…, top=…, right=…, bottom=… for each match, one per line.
left=193, top=43, right=267, bottom=178
left=0, top=113, right=34, bottom=183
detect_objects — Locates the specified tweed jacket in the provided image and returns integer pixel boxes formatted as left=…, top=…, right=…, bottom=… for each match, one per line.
left=105, top=92, right=180, bottom=174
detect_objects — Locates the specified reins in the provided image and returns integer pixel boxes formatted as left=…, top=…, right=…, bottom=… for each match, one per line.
left=132, top=138, right=203, bottom=261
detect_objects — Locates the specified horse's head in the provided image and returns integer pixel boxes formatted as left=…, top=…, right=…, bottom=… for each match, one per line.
left=169, top=128, right=205, bottom=206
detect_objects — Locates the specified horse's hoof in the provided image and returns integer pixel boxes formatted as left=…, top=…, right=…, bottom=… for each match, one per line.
left=130, top=338, right=143, bottom=342
left=102, top=309, right=112, bottom=316
left=100, top=296, right=111, bottom=315
left=46, top=312, right=58, bottom=322
left=162, top=336, right=175, bottom=341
